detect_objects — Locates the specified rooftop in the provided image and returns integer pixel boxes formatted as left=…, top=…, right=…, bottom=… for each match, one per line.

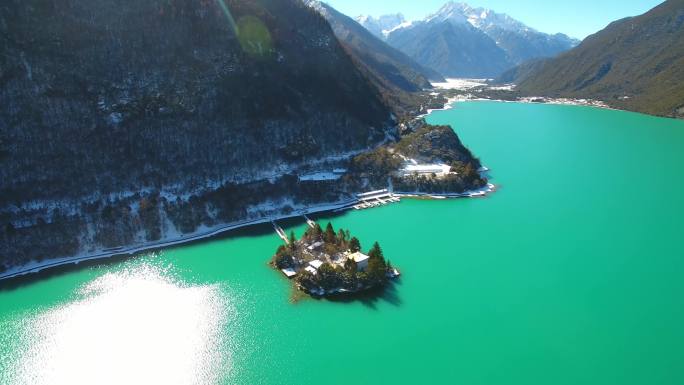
left=349, top=252, right=370, bottom=263
left=307, top=241, right=324, bottom=251
left=403, top=163, right=452, bottom=175
left=357, top=189, right=389, bottom=198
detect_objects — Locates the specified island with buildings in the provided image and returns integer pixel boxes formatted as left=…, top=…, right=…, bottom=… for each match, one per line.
left=271, top=221, right=400, bottom=298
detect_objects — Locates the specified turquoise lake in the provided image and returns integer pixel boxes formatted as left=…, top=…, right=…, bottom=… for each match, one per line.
left=1, top=101, right=683, bottom=384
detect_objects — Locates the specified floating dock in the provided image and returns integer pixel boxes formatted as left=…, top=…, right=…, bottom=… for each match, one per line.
left=352, top=189, right=401, bottom=210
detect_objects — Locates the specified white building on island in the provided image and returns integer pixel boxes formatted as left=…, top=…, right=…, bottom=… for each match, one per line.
left=348, top=252, right=370, bottom=271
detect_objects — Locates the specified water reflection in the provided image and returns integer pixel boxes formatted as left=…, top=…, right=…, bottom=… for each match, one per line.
left=4, top=263, right=233, bottom=385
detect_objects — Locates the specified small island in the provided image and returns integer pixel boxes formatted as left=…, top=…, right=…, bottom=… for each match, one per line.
left=271, top=222, right=400, bottom=297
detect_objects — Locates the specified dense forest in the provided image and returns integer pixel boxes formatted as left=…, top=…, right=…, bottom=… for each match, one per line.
left=0, top=0, right=391, bottom=205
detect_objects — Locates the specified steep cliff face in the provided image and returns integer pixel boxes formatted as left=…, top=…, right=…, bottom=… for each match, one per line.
left=0, top=0, right=391, bottom=205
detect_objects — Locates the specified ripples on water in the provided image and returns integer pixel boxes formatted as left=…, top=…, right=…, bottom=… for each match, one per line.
left=2, top=262, right=235, bottom=385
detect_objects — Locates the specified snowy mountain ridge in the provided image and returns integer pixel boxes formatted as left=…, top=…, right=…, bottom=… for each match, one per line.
left=354, top=13, right=408, bottom=38
left=356, top=1, right=579, bottom=78
left=388, top=1, right=537, bottom=37
left=364, top=2, right=545, bottom=38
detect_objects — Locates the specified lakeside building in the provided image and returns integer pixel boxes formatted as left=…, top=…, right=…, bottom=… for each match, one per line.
left=307, top=241, right=324, bottom=251
left=357, top=189, right=392, bottom=200
left=348, top=252, right=370, bottom=271
left=401, top=163, right=452, bottom=177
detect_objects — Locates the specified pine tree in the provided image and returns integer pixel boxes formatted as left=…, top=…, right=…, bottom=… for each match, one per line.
left=344, top=257, right=358, bottom=272
left=337, top=229, right=346, bottom=245
left=368, top=241, right=384, bottom=260
left=367, top=242, right=387, bottom=283
left=349, top=237, right=361, bottom=252
left=289, top=231, right=297, bottom=251
left=324, top=222, right=335, bottom=244
left=313, top=223, right=323, bottom=239
left=5, top=223, right=15, bottom=235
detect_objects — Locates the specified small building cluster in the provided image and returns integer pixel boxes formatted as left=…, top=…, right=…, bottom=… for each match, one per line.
left=270, top=220, right=399, bottom=297
left=300, top=251, right=370, bottom=277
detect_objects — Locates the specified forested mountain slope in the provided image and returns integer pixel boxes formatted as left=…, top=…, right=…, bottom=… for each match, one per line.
left=0, top=0, right=394, bottom=267
left=0, top=0, right=485, bottom=271
left=0, top=0, right=390, bottom=205
left=306, top=1, right=444, bottom=115
left=503, top=0, right=684, bottom=118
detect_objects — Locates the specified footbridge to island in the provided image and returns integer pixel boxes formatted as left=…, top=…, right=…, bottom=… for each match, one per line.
left=272, top=189, right=400, bottom=243
left=272, top=221, right=290, bottom=244
left=303, top=215, right=316, bottom=229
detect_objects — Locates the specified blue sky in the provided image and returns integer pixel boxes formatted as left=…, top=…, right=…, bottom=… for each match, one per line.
left=325, top=0, right=663, bottom=39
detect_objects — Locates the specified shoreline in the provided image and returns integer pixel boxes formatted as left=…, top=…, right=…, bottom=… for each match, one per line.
left=417, top=96, right=460, bottom=118
left=0, top=198, right=357, bottom=282
left=0, top=90, right=495, bottom=283
left=427, top=78, right=615, bottom=113
left=0, top=181, right=497, bottom=282
left=395, top=182, right=496, bottom=199
left=448, top=95, right=614, bottom=111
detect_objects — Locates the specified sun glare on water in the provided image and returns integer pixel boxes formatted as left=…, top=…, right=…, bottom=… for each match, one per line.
left=3, top=264, right=234, bottom=385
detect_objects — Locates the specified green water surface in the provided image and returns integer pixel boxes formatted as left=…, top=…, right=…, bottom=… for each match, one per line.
left=1, top=102, right=683, bottom=384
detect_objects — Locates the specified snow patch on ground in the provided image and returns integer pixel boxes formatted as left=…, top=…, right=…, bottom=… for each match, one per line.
left=431, top=78, right=488, bottom=90
left=298, top=172, right=342, bottom=182
left=383, top=21, right=414, bottom=37
left=2, top=149, right=368, bottom=227
left=418, top=97, right=460, bottom=118
left=488, top=84, right=515, bottom=91
left=0, top=197, right=359, bottom=282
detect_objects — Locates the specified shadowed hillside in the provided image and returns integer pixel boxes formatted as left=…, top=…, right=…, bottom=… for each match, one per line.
left=502, top=0, right=684, bottom=118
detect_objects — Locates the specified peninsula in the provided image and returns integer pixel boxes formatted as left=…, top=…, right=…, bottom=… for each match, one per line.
left=271, top=222, right=399, bottom=297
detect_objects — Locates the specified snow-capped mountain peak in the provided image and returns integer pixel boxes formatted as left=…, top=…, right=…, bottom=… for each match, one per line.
left=425, top=1, right=529, bottom=33
left=354, top=13, right=406, bottom=38
left=426, top=2, right=470, bottom=25
left=304, top=0, right=335, bottom=19
left=355, top=1, right=579, bottom=78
